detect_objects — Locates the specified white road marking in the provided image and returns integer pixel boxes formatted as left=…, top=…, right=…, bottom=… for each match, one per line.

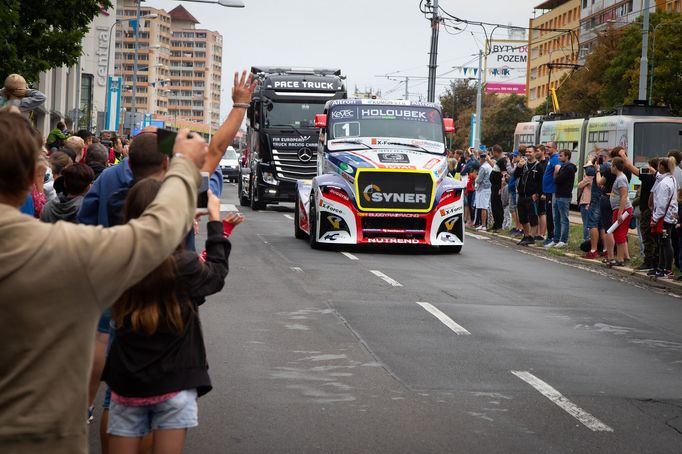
left=290, top=267, right=303, bottom=273
left=283, top=214, right=294, bottom=220
left=465, top=232, right=489, bottom=240
left=341, top=252, right=359, bottom=261
left=220, top=203, right=238, bottom=212
left=416, top=302, right=470, bottom=335
left=511, top=371, right=614, bottom=432
left=256, top=234, right=269, bottom=244
left=370, top=270, right=403, bottom=287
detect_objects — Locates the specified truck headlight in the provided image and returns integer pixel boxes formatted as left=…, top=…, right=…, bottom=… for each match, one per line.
left=262, top=171, right=279, bottom=185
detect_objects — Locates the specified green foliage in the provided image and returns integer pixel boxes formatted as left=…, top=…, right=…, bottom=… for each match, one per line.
left=439, top=80, right=477, bottom=120
left=439, top=84, right=532, bottom=150
left=0, top=0, right=112, bottom=84
left=483, top=94, right=532, bottom=150
left=557, top=12, right=682, bottom=116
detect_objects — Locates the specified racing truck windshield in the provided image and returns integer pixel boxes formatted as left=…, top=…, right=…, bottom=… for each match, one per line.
left=328, top=105, right=444, bottom=144
left=264, top=102, right=326, bottom=128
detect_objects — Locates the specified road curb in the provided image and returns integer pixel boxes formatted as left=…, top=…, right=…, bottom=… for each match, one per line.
left=468, top=228, right=682, bottom=294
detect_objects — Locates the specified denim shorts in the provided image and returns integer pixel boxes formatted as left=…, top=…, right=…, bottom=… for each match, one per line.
left=586, top=200, right=601, bottom=229
left=108, top=389, right=198, bottom=437
left=599, top=195, right=612, bottom=231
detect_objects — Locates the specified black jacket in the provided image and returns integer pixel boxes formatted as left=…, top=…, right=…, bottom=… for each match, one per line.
left=514, top=161, right=543, bottom=197
left=554, top=162, right=577, bottom=198
left=103, top=221, right=231, bottom=398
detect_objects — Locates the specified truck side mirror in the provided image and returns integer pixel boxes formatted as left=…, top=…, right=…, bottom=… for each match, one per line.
left=443, top=118, right=455, bottom=134
left=315, top=114, right=327, bottom=129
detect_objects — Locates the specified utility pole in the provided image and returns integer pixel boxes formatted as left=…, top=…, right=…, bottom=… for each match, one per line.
left=638, top=0, right=650, bottom=102
left=474, top=49, right=483, bottom=150
left=131, top=0, right=141, bottom=129
left=426, top=0, right=440, bottom=102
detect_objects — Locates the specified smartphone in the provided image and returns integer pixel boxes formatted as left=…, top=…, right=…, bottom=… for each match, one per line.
left=157, top=128, right=177, bottom=157
left=197, top=172, right=209, bottom=210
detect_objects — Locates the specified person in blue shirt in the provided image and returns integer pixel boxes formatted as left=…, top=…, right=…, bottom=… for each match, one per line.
left=541, top=142, right=560, bottom=244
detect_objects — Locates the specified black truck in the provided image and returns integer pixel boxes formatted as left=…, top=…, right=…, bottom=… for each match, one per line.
left=239, top=67, right=347, bottom=209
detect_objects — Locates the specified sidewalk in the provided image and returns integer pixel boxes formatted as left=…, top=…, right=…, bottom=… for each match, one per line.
left=468, top=226, right=682, bottom=294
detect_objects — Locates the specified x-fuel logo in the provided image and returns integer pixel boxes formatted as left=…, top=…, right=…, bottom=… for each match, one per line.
left=363, top=184, right=381, bottom=202
left=327, top=215, right=343, bottom=230
left=298, top=147, right=313, bottom=162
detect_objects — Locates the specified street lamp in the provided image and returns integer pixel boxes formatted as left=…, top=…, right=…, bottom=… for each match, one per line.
left=648, top=21, right=682, bottom=105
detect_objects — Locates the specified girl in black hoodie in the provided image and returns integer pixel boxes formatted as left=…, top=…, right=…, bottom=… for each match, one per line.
left=103, top=178, right=243, bottom=454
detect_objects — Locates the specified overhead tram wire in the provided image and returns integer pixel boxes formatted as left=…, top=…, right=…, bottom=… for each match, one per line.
left=435, top=3, right=580, bottom=56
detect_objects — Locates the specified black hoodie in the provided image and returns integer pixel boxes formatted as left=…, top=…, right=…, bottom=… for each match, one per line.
left=554, top=162, right=577, bottom=198
left=514, top=160, right=543, bottom=197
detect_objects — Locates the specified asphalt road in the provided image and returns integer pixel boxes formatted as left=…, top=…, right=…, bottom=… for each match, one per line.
left=89, top=183, right=682, bottom=453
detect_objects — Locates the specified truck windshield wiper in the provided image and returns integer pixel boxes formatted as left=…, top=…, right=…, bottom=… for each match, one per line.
left=269, top=124, right=308, bottom=138
left=328, top=139, right=372, bottom=150
left=379, top=141, right=442, bottom=155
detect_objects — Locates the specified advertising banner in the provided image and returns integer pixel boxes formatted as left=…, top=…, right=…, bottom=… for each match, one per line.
left=105, top=76, right=121, bottom=131
left=484, top=40, right=528, bottom=95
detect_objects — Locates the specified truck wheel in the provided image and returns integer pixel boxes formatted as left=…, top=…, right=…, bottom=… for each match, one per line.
left=238, top=178, right=249, bottom=206
left=294, top=192, right=307, bottom=240
left=440, top=245, right=462, bottom=254
left=250, top=179, right=266, bottom=211
left=308, top=195, right=320, bottom=249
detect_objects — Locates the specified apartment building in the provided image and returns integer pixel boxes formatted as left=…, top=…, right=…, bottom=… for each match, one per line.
left=114, top=0, right=222, bottom=132
left=579, top=0, right=673, bottom=51
left=115, top=1, right=172, bottom=119
left=526, top=0, right=581, bottom=110
left=167, top=5, right=222, bottom=131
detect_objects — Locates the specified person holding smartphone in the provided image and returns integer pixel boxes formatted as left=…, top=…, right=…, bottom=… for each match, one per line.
left=104, top=181, right=243, bottom=454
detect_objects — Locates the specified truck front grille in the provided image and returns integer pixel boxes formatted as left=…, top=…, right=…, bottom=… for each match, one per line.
left=272, top=149, right=317, bottom=182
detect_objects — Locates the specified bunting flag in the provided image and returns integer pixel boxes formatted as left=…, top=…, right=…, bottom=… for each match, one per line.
left=456, top=66, right=514, bottom=76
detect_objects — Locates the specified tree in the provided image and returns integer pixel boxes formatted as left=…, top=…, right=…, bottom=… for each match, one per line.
left=556, top=26, right=623, bottom=116
left=439, top=80, right=477, bottom=120
left=483, top=94, right=532, bottom=150
left=557, top=12, right=682, bottom=116
left=646, top=12, right=682, bottom=114
left=0, top=1, right=112, bottom=84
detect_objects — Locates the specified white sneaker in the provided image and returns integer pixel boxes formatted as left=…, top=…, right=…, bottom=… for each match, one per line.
left=544, top=241, right=556, bottom=248
left=554, top=241, right=567, bottom=248
left=475, top=225, right=484, bottom=230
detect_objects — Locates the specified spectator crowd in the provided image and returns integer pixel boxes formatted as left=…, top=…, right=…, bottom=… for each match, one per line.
left=448, top=141, right=680, bottom=280
left=0, top=71, right=256, bottom=454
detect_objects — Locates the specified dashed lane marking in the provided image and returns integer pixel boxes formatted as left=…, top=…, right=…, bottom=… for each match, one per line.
left=283, top=214, right=294, bottom=220
left=341, top=252, right=359, bottom=261
left=369, top=270, right=403, bottom=287
left=417, top=302, right=470, bottom=335
left=290, top=267, right=303, bottom=273
left=511, top=371, right=614, bottom=432
left=465, top=232, right=489, bottom=240
left=220, top=204, right=238, bottom=212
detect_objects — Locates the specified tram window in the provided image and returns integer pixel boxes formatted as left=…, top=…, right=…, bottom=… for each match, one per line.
left=634, top=122, right=682, bottom=164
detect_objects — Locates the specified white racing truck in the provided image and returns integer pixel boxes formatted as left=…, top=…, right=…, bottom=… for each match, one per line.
left=294, top=99, right=465, bottom=253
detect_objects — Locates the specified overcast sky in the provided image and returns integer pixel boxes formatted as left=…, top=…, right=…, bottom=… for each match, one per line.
left=148, top=0, right=542, bottom=118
